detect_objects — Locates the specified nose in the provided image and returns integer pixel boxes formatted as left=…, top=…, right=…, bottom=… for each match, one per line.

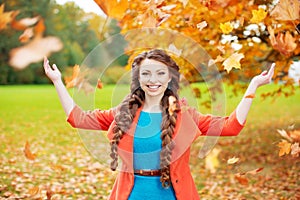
left=149, top=74, right=158, bottom=83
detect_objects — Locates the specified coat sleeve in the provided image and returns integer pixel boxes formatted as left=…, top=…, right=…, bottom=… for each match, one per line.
left=188, top=107, right=245, bottom=136
left=67, top=105, right=116, bottom=131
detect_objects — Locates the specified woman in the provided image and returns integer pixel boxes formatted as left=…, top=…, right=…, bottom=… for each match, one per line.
left=44, top=49, right=275, bottom=200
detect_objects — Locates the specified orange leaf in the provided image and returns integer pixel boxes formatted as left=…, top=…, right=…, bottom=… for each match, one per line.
left=268, top=26, right=297, bottom=56
left=245, top=94, right=255, bottom=99
left=64, top=65, right=80, bottom=88
left=270, top=0, right=300, bottom=21
left=23, top=141, right=36, bottom=160
left=219, top=21, right=233, bottom=34
left=196, top=21, right=208, bottom=31
left=222, top=52, right=244, bottom=73
left=289, top=130, right=300, bottom=142
left=11, top=15, right=40, bottom=31
left=9, top=36, right=63, bottom=70
left=97, top=79, right=103, bottom=89
left=34, top=18, right=45, bottom=36
left=93, top=0, right=129, bottom=20
left=234, top=173, right=248, bottom=185
left=277, top=139, right=291, bottom=156
left=19, top=28, right=34, bottom=43
left=245, top=167, right=264, bottom=175
left=250, top=8, right=267, bottom=23
left=0, top=4, right=15, bottom=30
left=291, top=142, right=300, bottom=157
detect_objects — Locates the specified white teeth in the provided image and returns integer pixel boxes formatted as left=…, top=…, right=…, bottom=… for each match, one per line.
left=148, top=85, right=159, bottom=89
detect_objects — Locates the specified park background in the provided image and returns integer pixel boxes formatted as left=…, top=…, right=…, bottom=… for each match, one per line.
left=0, top=0, right=299, bottom=199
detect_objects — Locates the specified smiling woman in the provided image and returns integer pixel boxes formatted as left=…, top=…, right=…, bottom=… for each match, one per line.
left=55, top=0, right=105, bottom=16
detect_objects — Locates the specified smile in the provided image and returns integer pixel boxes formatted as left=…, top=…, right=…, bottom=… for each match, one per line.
left=147, top=85, right=161, bottom=89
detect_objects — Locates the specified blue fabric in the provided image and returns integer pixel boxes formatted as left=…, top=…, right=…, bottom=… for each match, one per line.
left=128, top=111, right=176, bottom=200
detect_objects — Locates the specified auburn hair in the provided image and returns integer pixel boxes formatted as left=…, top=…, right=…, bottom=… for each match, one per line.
left=110, top=49, right=180, bottom=188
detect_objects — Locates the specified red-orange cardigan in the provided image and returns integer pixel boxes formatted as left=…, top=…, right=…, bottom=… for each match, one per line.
left=67, top=103, right=244, bottom=200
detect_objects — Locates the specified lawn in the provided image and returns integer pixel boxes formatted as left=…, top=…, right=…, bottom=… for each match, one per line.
left=0, top=84, right=299, bottom=199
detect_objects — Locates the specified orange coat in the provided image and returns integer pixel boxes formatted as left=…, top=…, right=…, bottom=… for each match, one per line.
left=67, top=103, right=244, bottom=200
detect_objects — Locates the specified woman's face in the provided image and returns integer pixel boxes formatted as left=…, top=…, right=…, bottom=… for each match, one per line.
left=139, top=59, right=171, bottom=98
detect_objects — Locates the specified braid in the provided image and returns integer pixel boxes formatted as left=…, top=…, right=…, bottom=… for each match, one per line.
left=160, top=89, right=180, bottom=188
left=110, top=88, right=145, bottom=171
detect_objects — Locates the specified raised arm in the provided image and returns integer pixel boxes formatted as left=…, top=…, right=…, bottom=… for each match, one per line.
left=43, top=56, right=75, bottom=116
left=236, top=63, right=275, bottom=124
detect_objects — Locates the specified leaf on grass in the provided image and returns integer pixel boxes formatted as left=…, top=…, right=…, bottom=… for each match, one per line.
left=227, top=156, right=239, bottom=165
left=268, top=26, right=297, bottom=56
left=9, top=36, right=63, bottom=70
left=97, top=79, right=103, bottom=89
left=277, top=139, right=291, bottom=156
left=270, top=0, right=300, bottom=21
left=24, top=141, right=36, bottom=161
left=219, top=21, right=233, bottom=34
left=222, top=52, right=244, bottom=73
left=250, top=8, right=267, bottom=23
left=277, top=129, right=293, bottom=142
left=289, top=130, right=300, bottom=142
left=205, top=148, right=221, bottom=173
left=234, top=173, right=248, bottom=185
left=291, top=143, right=300, bottom=157
left=245, top=167, right=264, bottom=175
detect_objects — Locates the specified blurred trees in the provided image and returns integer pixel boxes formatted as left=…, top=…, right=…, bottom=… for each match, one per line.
left=0, top=0, right=118, bottom=84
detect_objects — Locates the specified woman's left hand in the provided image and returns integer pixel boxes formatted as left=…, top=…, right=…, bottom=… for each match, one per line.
left=251, top=63, right=275, bottom=88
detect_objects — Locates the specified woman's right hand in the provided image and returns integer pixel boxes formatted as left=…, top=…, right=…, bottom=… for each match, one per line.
left=43, top=56, right=62, bottom=83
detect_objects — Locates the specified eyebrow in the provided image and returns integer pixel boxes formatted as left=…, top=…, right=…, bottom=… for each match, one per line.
left=140, top=69, right=168, bottom=72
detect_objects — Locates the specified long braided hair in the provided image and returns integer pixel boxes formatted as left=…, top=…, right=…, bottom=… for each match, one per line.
left=110, top=49, right=181, bottom=188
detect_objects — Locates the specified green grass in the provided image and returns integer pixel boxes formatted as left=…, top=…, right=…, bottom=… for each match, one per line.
left=0, top=84, right=299, bottom=199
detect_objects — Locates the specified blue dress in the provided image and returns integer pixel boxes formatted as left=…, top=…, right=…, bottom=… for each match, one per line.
left=128, top=111, right=176, bottom=200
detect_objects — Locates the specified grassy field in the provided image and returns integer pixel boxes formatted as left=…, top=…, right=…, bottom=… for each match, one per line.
left=0, top=84, right=299, bottom=199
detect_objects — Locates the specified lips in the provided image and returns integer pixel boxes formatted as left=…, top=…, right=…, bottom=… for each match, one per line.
left=147, top=85, right=161, bottom=89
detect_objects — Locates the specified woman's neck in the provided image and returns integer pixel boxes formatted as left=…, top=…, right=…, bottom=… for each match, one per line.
left=143, top=94, right=163, bottom=112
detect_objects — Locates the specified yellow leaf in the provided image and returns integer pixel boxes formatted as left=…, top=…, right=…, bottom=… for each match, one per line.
left=93, top=0, right=129, bottom=20
left=205, top=148, right=220, bottom=173
left=250, top=8, right=267, bottom=23
left=219, top=21, right=233, bottom=34
left=227, top=156, right=239, bottom=165
left=277, top=139, right=291, bottom=156
left=270, top=0, right=300, bottom=21
left=222, top=52, right=244, bottom=73
left=23, top=141, right=36, bottom=161
left=0, top=4, right=15, bottom=30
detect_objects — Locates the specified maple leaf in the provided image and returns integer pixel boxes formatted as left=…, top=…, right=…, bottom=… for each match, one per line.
left=0, top=4, right=15, bottom=30
left=64, top=64, right=80, bottom=88
left=277, top=129, right=293, bottom=142
left=227, top=156, right=239, bottom=165
left=11, top=14, right=40, bottom=31
left=93, top=0, right=129, bottom=20
left=9, top=36, right=63, bottom=70
left=222, top=52, right=244, bottom=73
left=270, top=0, right=300, bottom=21
left=277, top=139, right=291, bottom=156
left=250, top=8, right=267, bottom=24
left=23, top=141, right=36, bottom=160
left=268, top=26, right=297, bottom=56
left=219, top=21, right=233, bottom=34
left=208, top=55, right=225, bottom=66
left=289, top=130, right=300, bottom=142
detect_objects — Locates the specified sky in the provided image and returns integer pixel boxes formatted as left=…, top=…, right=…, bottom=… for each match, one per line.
left=55, top=0, right=105, bottom=16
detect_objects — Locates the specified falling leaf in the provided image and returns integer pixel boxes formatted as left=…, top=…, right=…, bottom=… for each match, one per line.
left=219, top=21, right=233, bottom=34
left=168, top=43, right=182, bottom=57
left=205, top=148, right=221, bottom=173
left=65, top=65, right=80, bottom=88
left=277, top=129, right=293, bottom=142
left=0, top=4, right=15, bottom=30
left=268, top=26, right=297, bottom=56
left=245, top=94, right=255, bottom=99
left=291, top=142, right=300, bottom=157
left=208, top=55, right=225, bottom=66
left=222, top=52, right=244, bottom=73
left=227, top=156, right=239, bottom=165
left=97, top=79, right=103, bottom=89
left=270, top=0, right=300, bottom=21
left=250, top=8, right=267, bottom=23
left=196, top=21, right=208, bottom=31
left=19, top=28, right=34, bottom=43
left=9, top=36, right=63, bottom=70
left=23, top=141, right=36, bottom=161
left=11, top=15, right=40, bottom=31
left=277, top=139, right=291, bottom=156
left=93, top=0, right=129, bottom=20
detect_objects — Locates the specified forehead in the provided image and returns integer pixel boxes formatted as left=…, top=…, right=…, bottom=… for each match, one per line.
left=139, top=59, right=169, bottom=71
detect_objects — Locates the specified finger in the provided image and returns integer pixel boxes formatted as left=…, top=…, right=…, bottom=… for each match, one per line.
left=261, top=70, right=268, bottom=76
left=52, top=64, right=58, bottom=71
left=267, top=63, right=275, bottom=78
